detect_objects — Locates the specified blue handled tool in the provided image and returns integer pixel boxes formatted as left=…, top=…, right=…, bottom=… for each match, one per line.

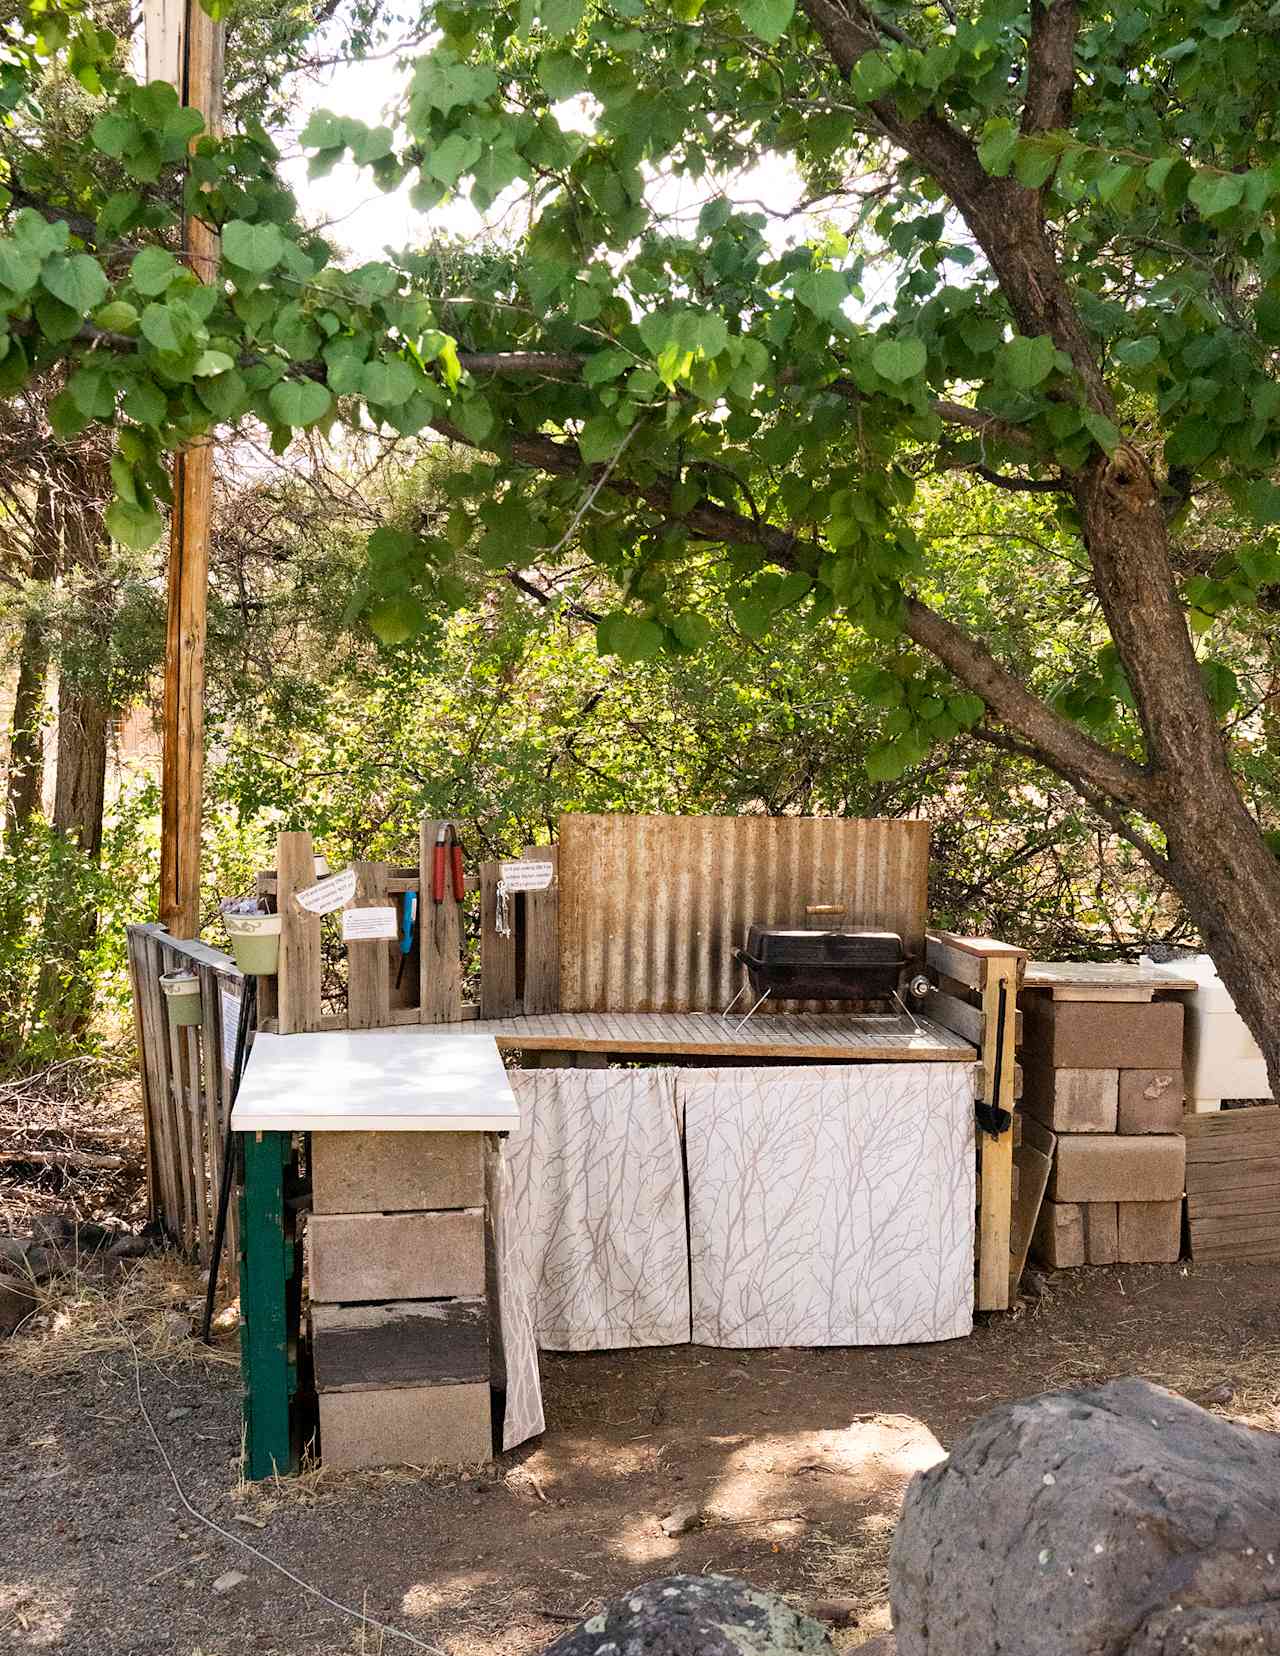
left=396, top=889, right=417, bottom=988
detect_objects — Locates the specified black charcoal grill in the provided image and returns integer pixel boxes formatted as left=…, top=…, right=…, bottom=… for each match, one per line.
left=732, top=925, right=909, bottom=1004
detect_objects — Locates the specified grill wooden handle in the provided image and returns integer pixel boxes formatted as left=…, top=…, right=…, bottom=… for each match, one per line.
left=805, top=903, right=846, bottom=915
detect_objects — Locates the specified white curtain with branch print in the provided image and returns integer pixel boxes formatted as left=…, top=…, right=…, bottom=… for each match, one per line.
left=503, top=1067, right=690, bottom=1353
left=683, top=1063, right=975, bottom=1347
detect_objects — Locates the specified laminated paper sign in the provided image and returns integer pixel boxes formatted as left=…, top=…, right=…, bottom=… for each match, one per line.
left=341, top=905, right=398, bottom=942
left=294, top=866, right=357, bottom=915
left=498, top=861, right=555, bottom=892
left=220, top=987, right=241, bottom=1071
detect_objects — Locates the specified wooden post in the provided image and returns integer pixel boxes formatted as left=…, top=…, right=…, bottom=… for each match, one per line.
left=147, top=0, right=224, bottom=938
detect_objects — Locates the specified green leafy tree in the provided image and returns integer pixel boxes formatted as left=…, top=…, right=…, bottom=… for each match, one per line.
left=7, top=0, right=1280, bottom=1078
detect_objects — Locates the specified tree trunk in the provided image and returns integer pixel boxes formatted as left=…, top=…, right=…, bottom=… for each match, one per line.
left=4, top=482, right=59, bottom=842
left=38, top=455, right=111, bottom=1037
left=1075, top=462, right=1280, bottom=1098
left=50, top=456, right=110, bottom=860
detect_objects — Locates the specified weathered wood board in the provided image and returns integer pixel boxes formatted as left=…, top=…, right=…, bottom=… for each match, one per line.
left=430, top=1009, right=972, bottom=1062
left=1184, top=1106, right=1280, bottom=1260
left=558, top=813, right=930, bottom=1013
left=312, top=1299, right=488, bottom=1392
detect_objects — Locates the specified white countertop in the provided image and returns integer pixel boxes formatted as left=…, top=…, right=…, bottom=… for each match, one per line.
left=230, top=1029, right=518, bottom=1133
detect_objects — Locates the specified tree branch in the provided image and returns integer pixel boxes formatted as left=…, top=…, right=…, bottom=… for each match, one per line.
left=973, top=727, right=1172, bottom=877
left=901, top=596, right=1157, bottom=813
left=434, top=412, right=1159, bottom=818
left=1022, top=0, right=1079, bottom=135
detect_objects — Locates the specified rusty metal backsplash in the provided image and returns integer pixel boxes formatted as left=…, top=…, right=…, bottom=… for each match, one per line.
left=558, top=813, right=929, bottom=1014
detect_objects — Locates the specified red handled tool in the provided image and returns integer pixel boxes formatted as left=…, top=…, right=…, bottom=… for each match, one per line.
left=432, top=823, right=466, bottom=902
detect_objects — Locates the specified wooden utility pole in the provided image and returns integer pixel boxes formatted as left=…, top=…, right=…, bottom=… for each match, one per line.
left=145, top=0, right=224, bottom=939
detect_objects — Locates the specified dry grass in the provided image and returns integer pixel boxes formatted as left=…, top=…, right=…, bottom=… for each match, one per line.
left=0, top=1047, right=147, bottom=1232
left=0, top=1252, right=238, bottom=1382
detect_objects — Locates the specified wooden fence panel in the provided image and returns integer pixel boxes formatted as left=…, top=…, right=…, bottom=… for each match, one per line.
left=126, top=924, right=243, bottom=1281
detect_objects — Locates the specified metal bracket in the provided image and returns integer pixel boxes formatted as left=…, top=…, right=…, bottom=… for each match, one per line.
left=976, top=977, right=1011, bottom=1138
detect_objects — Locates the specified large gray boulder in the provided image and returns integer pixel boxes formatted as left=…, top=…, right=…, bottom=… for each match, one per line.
left=544, top=1576, right=833, bottom=1656
left=890, top=1377, right=1280, bottom=1656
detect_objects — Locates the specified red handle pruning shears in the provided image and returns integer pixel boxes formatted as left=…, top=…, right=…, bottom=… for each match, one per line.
left=432, top=823, right=465, bottom=903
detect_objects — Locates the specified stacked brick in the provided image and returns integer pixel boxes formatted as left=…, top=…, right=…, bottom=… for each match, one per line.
left=306, top=1131, right=493, bottom=1470
left=1023, top=996, right=1186, bottom=1267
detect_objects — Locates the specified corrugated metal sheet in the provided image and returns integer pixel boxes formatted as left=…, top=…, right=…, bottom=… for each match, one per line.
left=558, top=814, right=929, bottom=1014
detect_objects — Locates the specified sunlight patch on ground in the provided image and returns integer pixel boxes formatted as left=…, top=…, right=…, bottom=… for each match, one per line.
left=0, top=1579, right=76, bottom=1648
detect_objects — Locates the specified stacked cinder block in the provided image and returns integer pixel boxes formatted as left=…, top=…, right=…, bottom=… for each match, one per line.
left=307, top=1131, right=492, bottom=1470
left=1023, top=996, right=1186, bottom=1266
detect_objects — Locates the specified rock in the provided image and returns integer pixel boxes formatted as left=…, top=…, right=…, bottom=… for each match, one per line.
left=856, top=1639, right=896, bottom=1656
left=28, top=1215, right=75, bottom=1247
left=0, top=1273, right=37, bottom=1336
left=107, top=1236, right=151, bottom=1261
left=543, top=1575, right=833, bottom=1656
left=890, top=1377, right=1280, bottom=1656
left=659, top=1504, right=702, bottom=1537
left=0, top=1239, right=58, bottom=1282
left=211, top=1570, right=248, bottom=1595
left=809, top=1599, right=859, bottom=1629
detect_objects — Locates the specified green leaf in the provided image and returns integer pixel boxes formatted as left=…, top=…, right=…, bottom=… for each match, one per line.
left=140, top=303, right=184, bottom=353
left=94, top=299, right=139, bottom=334
left=222, top=220, right=286, bottom=274
left=41, top=253, right=108, bottom=315
left=123, top=380, right=169, bottom=424
left=1187, top=170, right=1246, bottom=219
left=793, top=269, right=850, bottom=324
left=1246, top=480, right=1280, bottom=525
left=368, top=596, right=425, bottom=645
left=540, top=0, right=586, bottom=35
left=871, top=336, right=927, bottom=384
left=1000, top=334, right=1057, bottom=390
left=738, top=0, right=795, bottom=43
left=360, top=359, right=418, bottom=406
left=977, top=118, right=1018, bottom=179
left=105, top=498, right=166, bottom=551
left=579, top=414, right=625, bottom=462
left=671, top=611, right=712, bottom=649
left=193, top=349, right=235, bottom=377
left=452, top=396, right=494, bottom=444
left=597, top=613, right=664, bottom=661
left=425, top=132, right=482, bottom=187
left=584, top=348, right=631, bottom=386
left=268, top=378, right=333, bottom=427
left=130, top=246, right=180, bottom=296
left=1013, top=137, right=1061, bottom=190
left=1082, top=410, right=1121, bottom=452
left=411, top=50, right=498, bottom=116
left=0, top=241, right=40, bottom=295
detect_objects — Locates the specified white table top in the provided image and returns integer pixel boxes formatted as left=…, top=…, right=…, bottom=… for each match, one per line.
left=231, top=1029, right=518, bottom=1133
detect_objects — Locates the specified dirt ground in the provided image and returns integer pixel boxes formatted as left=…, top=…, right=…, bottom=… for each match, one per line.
left=4, top=1253, right=1280, bottom=1656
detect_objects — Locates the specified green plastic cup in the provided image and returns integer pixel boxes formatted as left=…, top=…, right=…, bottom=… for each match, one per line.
left=224, top=912, right=282, bottom=976
left=161, top=970, right=203, bottom=1029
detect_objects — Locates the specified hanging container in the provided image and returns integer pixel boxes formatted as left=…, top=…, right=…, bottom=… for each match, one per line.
left=161, top=969, right=203, bottom=1029
left=224, top=912, right=282, bottom=976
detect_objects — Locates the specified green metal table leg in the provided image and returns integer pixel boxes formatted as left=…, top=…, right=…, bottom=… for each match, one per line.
left=238, top=1130, right=298, bottom=1479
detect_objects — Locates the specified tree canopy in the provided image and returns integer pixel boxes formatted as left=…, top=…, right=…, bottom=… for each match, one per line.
left=8, top=0, right=1280, bottom=1072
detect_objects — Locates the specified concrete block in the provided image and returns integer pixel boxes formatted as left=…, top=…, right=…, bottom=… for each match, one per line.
left=1083, top=1202, right=1118, bottom=1265
left=1022, top=998, right=1183, bottom=1071
left=311, top=1130, right=483, bottom=1215
left=1048, top=1134, right=1186, bottom=1204
left=319, top=1381, right=491, bottom=1470
left=1118, top=1200, right=1182, bottom=1263
left=1032, top=1199, right=1084, bottom=1267
left=1117, top=1070, right=1184, bottom=1135
left=312, top=1299, right=488, bottom=1392
left=308, top=1210, right=484, bottom=1303
left=1022, top=1066, right=1118, bottom=1134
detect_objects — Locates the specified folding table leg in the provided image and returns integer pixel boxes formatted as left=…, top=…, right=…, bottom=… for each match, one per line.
left=239, top=1130, right=298, bottom=1479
